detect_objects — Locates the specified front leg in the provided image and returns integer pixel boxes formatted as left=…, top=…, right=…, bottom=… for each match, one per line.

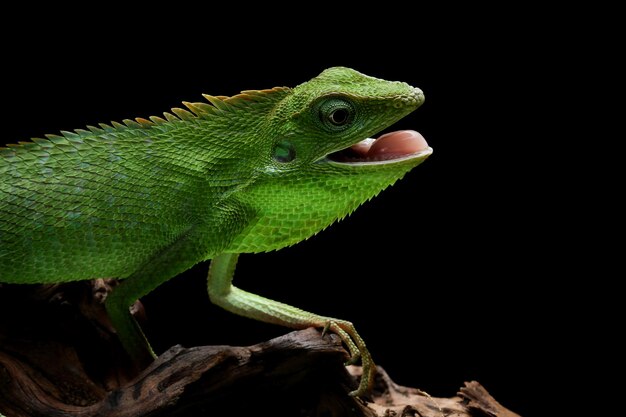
left=106, top=229, right=206, bottom=367
left=207, top=252, right=375, bottom=397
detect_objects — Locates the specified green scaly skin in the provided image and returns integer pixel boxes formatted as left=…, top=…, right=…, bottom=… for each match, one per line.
left=0, top=67, right=431, bottom=396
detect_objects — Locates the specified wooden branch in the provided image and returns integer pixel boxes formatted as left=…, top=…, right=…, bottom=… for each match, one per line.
left=0, top=282, right=521, bottom=417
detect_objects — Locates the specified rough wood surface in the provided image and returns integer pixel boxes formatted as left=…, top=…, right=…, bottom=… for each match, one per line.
left=0, top=281, right=521, bottom=417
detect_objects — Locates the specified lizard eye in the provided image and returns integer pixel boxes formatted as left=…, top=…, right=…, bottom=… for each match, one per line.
left=273, top=139, right=296, bottom=163
left=319, top=98, right=355, bottom=130
left=329, top=108, right=349, bottom=125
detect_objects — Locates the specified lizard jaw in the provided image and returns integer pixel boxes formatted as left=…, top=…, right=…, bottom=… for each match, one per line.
left=326, top=130, right=433, bottom=166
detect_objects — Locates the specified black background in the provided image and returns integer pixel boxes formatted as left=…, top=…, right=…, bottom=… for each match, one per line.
left=2, top=14, right=585, bottom=416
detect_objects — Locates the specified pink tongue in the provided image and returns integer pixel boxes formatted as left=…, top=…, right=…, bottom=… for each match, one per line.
left=352, top=130, right=428, bottom=159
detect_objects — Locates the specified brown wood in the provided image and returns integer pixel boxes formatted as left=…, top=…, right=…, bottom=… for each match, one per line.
left=0, top=281, right=521, bottom=417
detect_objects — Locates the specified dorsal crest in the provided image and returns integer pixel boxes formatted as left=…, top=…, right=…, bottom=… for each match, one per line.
left=1, top=86, right=292, bottom=154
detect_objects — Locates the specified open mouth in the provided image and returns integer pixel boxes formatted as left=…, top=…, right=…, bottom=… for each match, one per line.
left=327, top=130, right=431, bottom=165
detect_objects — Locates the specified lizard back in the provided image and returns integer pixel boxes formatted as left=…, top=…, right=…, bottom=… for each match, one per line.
left=1, top=122, right=217, bottom=283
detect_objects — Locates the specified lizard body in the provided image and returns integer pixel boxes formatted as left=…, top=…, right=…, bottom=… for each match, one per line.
left=0, top=67, right=431, bottom=396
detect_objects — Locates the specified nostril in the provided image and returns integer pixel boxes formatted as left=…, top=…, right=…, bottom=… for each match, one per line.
left=412, top=87, right=425, bottom=103
left=390, top=88, right=425, bottom=108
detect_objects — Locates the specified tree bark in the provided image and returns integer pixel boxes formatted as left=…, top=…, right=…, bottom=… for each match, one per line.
left=0, top=281, right=521, bottom=417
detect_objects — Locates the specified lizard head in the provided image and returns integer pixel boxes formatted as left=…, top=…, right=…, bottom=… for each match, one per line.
left=271, top=66, right=429, bottom=167
left=225, top=67, right=432, bottom=252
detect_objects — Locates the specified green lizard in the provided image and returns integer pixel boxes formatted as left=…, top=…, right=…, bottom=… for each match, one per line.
left=0, top=67, right=431, bottom=396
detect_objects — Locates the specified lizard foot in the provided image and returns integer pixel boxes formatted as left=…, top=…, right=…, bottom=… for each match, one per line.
left=324, top=319, right=375, bottom=397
